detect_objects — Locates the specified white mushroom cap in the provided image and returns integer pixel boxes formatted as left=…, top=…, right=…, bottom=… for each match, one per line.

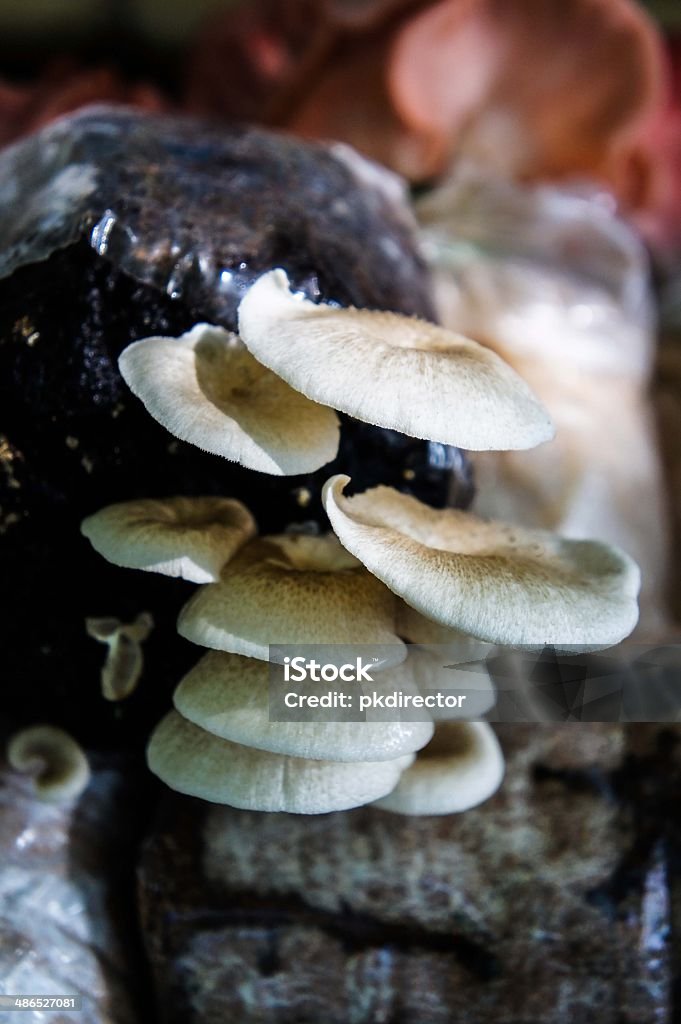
left=81, top=496, right=256, bottom=583
left=177, top=532, right=406, bottom=666
left=7, top=725, right=90, bottom=803
left=173, top=650, right=433, bottom=761
left=118, top=324, right=340, bottom=475
left=373, top=721, right=504, bottom=815
left=237, top=269, right=554, bottom=451
left=323, top=475, right=641, bottom=647
left=85, top=612, right=154, bottom=700
left=147, top=711, right=415, bottom=813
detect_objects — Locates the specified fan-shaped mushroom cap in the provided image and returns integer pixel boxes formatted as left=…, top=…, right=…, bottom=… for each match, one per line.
left=118, top=324, right=340, bottom=475
left=7, top=725, right=90, bottom=803
left=373, top=720, right=503, bottom=815
left=81, top=495, right=256, bottom=584
left=237, top=269, right=553, bottom=451
left=147, top=711, right=414, bottom=813
left=177, top=532, right=406, bottom=666
left=173, top=650, right=433, bottom=761
left=324, top=475, right=641, bottom=647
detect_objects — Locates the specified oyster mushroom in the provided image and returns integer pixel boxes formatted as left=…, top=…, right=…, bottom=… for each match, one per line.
left=177, top=532, right=406, bottom=666
left=323, top=475, right=641, bottom=647
left=81, top=495, right=256, bottom=584
left=85, top=611, right=154, bottom=701
left=7, top=725, right=90, bottom=802
left=173, top=649, right=433, bottom=762
left=118, top=324, right=340, bottom=475
left=373, top=720, right=504, bottom=815
left=147, top=710, right=415, bottom=814
left=237, top=269, right=554, bottom=451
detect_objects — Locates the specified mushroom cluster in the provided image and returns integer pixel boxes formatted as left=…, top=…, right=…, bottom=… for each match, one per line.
left=119, top=268, right=555, bottom=473
left=81, top=268, right=641, bottom=815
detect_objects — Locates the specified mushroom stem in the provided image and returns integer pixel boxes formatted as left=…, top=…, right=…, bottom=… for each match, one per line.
left=85, top=611, right=154, bottom=701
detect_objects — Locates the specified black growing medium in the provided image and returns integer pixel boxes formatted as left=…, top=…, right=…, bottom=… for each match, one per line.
left=0, top=109, right=473, bottom=753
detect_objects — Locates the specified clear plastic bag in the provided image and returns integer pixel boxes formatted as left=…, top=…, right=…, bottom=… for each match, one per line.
left=417, top=165, right=670, bottom=635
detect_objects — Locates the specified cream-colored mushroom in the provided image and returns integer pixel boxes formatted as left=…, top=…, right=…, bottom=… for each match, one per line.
left=177, top=532, right=406, bottom=666
left=7, top=725, right=90, bottom=802
left=118, top=324, right=340, bottom=474
left=85, top=612, right=154, bottom=700
left=81, top=495, right=256, bottom=584
left=237, top=269, right=553, bottom=451
left=323, top=475, right=640, bottom=647
left=373, top=721, right=504, bottom=815
left=173, top=650, right=433, bottom=761
left=147, top=711, right=415, bottom=813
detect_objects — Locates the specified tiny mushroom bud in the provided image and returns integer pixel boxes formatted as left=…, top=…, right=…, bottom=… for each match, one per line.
left=373, top=721, right=504, bottom=815
left=85, top=611, right=154, bottom=701
left=323, top=475, right=641, bottom=647
left=147, top=711, right=415, bottom=813
left=81, top=495, right=256, bottom=584
left=118, top=324, right=340, bottom=475
left=237, top=269, right=554, bottom=451
left=177, top=533, right=406, bottom=665
left=173, top=650, right=433, bottom=762
left=7, top=725, right=90, bottom=803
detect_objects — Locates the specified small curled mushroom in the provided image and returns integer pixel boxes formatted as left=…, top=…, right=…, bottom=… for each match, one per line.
left=85, top=611, right=154, bottom=701
left=7, top=725, right=90, bottom=803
